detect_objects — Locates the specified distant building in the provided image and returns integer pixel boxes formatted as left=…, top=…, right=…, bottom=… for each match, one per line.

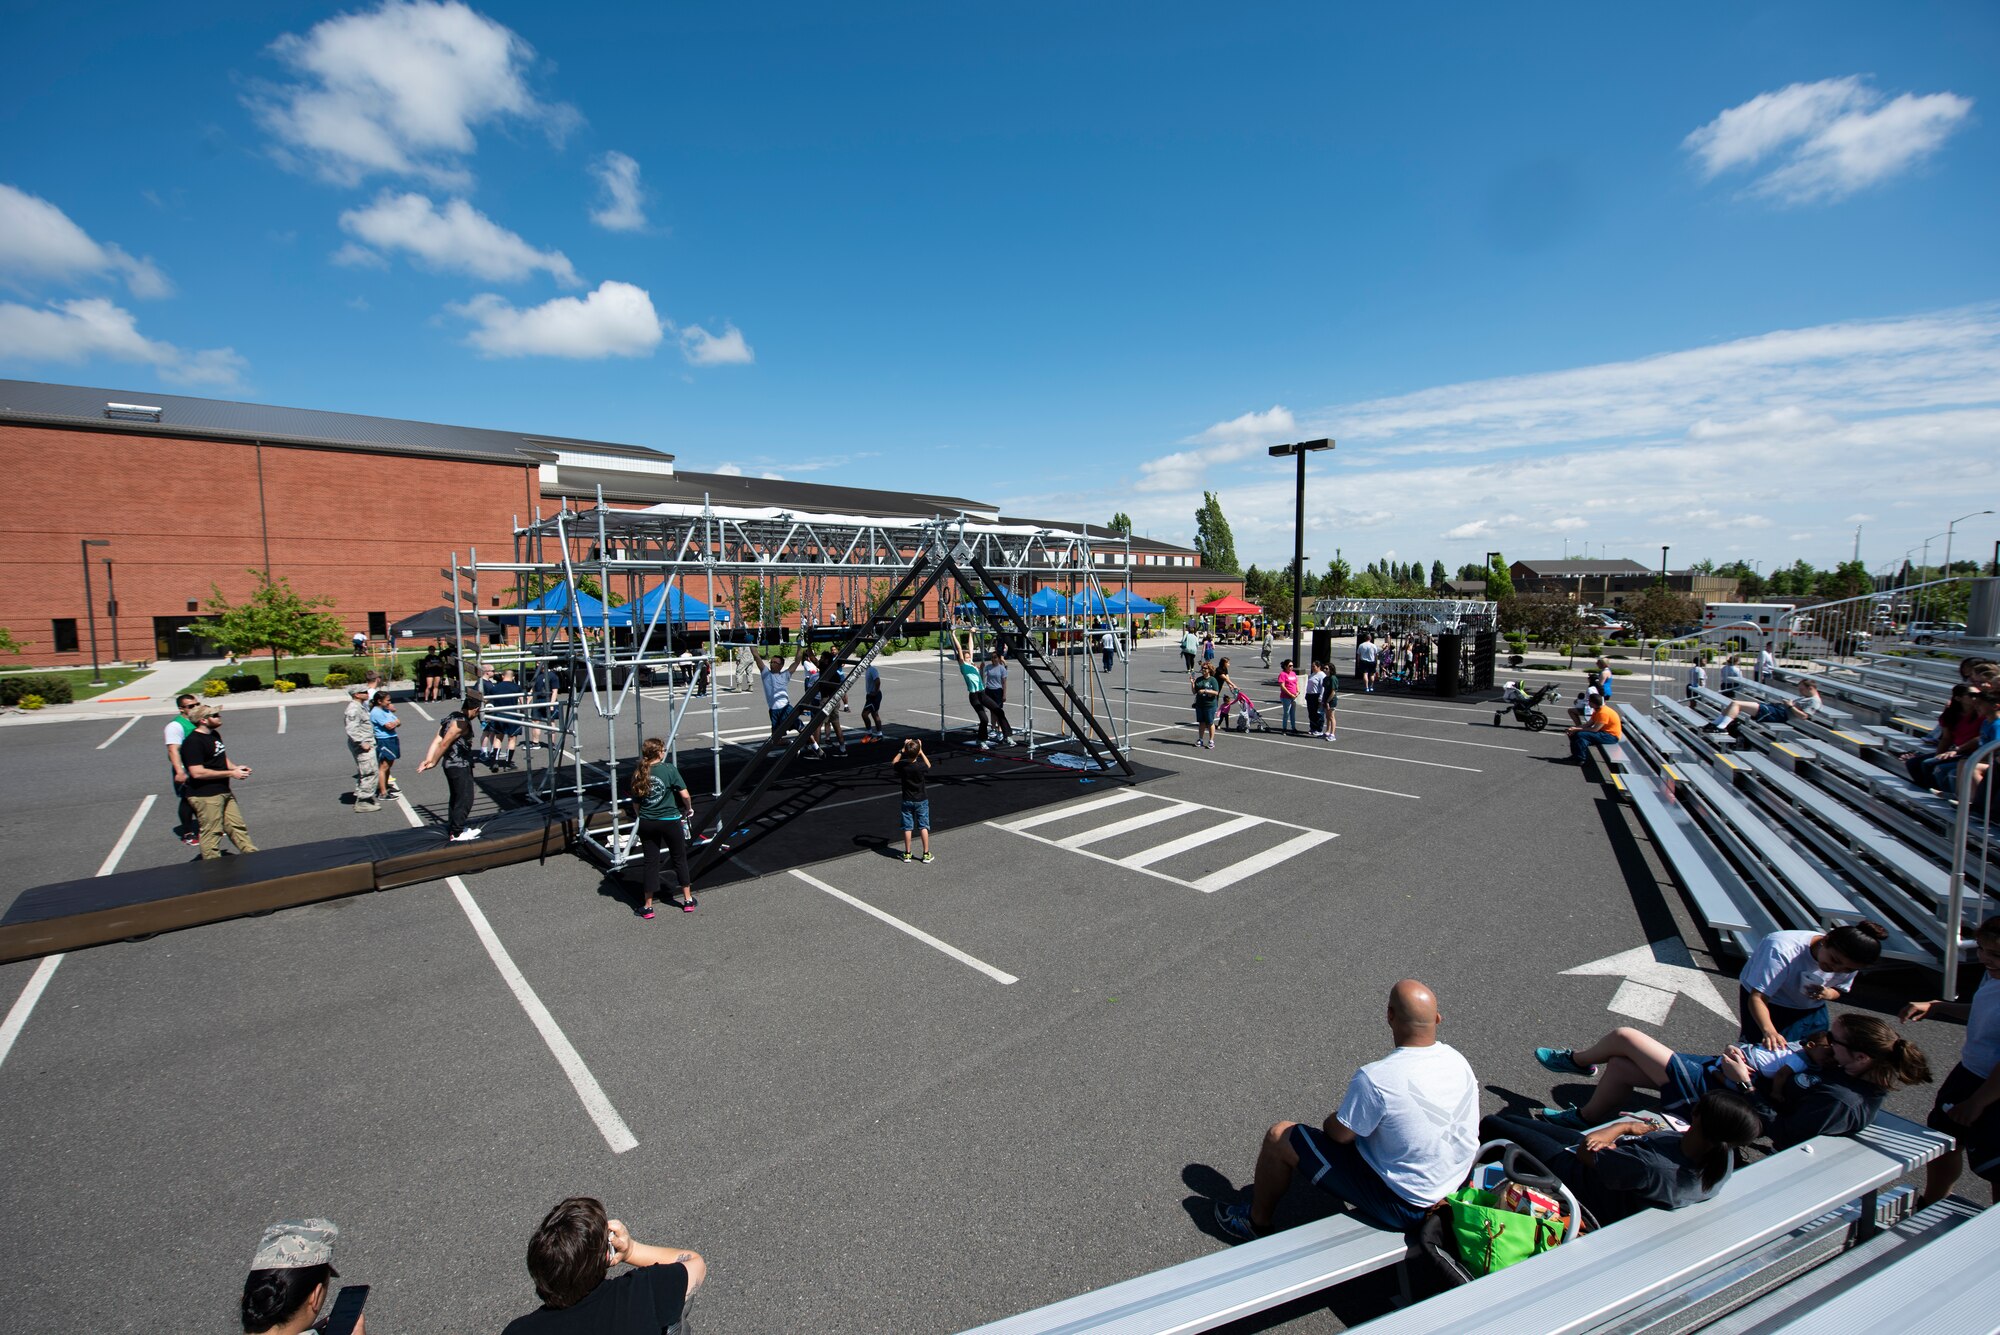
left=1508, top=559, right=1739, bottom=610
left=0, top=379, right=1237, bottom=664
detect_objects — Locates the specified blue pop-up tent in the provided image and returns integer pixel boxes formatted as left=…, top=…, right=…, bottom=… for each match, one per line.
left=1107, top=589, right=1164, bottom=615
left=1068, top=589, right=1111, bottom=615
left=618, top=582, right=731, bottom=626
left=1027, top=586, right=1072, bottom=617
left=956, top=590, right=1029, bottom=619
left=503, top=582, right=615, bottom=628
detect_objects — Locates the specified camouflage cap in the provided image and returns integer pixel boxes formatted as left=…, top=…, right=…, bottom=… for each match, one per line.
left=251, top=1218, right=339, bottom=1271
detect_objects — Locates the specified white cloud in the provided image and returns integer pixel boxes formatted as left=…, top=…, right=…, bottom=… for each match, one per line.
left=337, top=192, right=579, bottom=285
left=450, top=279, right=663, bottom=358
left=251, top=0, right=577, bottom=188
left=1685, top=77, right=1973, bottom=205
left=1084, top=305, right=2000, bottom=570
left=712, top=462, right=745, bottom=476
left=0, top=297, right=245, bottom=388
left=331, top=242, right=390, bottom=270
left=1136, top=404, right=1296, bottom=493
left=679, top=322, right=754, bottom=366
left=0, top=184, right=171, bottom=298
left=589, top=151, right=647, bottom=231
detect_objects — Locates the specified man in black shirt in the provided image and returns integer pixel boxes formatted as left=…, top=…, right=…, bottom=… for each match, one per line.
left=893, top=737, right=933, bottom=863
left=180, top=704, right=258, bottom=859
left=503, top=1195, right=705, bottom=1335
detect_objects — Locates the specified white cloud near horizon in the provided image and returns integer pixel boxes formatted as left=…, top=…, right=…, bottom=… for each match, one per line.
left=1685, top=76, right=1973, bottom=205
left=1018, top=305, right=2000, bottom=573
left=251, top=0, right=577, bottom=188
left=0, top=297, right=246, bottom=388
left=336, top=192, right=580, bottom=285
left=589, top=151, right=648, bottom=231
left=1136, top=404, right=1296, bottom=493
left=680, top=323, right=754, bottom=367
left=451, top=280, right=663, bottom=358
left=0, top=184, right=171, bottom=299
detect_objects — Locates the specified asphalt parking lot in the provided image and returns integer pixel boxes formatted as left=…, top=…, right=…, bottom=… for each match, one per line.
left=0, top=640, right=1979, bottom=1334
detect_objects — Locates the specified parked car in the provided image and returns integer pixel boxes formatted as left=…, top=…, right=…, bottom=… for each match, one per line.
left=1910, top=621, right=1967, bottom=644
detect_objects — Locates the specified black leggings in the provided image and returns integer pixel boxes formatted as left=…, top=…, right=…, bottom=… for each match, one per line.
left=444, top=765, right=475, bottom=835
left=640, top=816, right=692, bottom=900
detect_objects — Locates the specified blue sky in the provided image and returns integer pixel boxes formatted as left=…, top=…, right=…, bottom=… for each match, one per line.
left=4, top=2, right=1998, bottom=575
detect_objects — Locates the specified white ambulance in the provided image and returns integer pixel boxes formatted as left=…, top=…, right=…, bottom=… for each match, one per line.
left=1700, top=602, right=1796, bottom=651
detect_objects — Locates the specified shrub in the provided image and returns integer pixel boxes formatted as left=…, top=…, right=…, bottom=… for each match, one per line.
left=273, top=679, right=297, bottom=693
left=0, top=673, right=75, bottom=705
left=225, top=674, right=267, bottom=693
left=202, top=679, right=229, bottom=698
left=323, top=671, right=351, bottom=689
left=388, top=660, right=408, bottom=680
left=17, top=693, right=45, bottom=710
left=280, top=671, right=313, bottom=688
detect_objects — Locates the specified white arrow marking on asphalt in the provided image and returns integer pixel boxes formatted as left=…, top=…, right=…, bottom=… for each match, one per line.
left=1563, top=940, right=1733, bottom=1026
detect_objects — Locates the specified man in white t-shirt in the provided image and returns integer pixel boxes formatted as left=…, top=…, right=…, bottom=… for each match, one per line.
left=1355, top=635, right=1379, bottom=692
left=760, top=649, right=797, bottom=748
left=164, top=692, right=201, bottom=847
left=1756, top=646, right=1776, bottom=684
left=1215, top=980, right=1478, bottom=1238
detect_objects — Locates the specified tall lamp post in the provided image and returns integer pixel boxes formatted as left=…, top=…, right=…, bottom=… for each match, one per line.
left=1942, top=510, right=1992, bottom=587
left=103, top=556, right=120, bottom=664
left=80, top=538, right=109, bottom=686
left=1269, top=437, right=1334, bottom=671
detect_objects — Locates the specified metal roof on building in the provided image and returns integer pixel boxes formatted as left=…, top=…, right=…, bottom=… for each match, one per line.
left=1512, top=559, right=1653, bottom=576
left=0, top=378, right=666, bottom=467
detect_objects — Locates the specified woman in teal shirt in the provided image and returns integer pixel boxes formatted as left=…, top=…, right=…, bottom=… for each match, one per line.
left=631, top=737, right=695, bottom=918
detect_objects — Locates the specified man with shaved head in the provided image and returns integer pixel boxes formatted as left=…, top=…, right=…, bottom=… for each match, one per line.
left=1215, top=979, right=1479, bottom=1238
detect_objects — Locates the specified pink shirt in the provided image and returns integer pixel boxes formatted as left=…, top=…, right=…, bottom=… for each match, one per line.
left=1278, top=669, right=1301, bottom=700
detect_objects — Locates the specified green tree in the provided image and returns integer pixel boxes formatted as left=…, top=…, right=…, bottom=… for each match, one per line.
left=737, top=576, right=800, bottom=626
left=1324, top=556, right=1351, bottom=596
left=1201, top=587, right=1230, bottom=606
left=1430, top=560, right=1447, bottom=590
left=1156, top=593, right=1184, bottom=622
left=1457, top=561, right=1487, bottom=582
left=1192, top=492, right=1241, bottom=574
left=1485, top=552, right=1516, bottom=600
left=1817, top=560, right=1871, bottom=601
left=186, top=571, right=346, bottom=674
left=1107, top=512, right=1134, bottom=536
left=0, top=626, right=21, bottom=655
left=1628, top=586, right=1703, bottom=639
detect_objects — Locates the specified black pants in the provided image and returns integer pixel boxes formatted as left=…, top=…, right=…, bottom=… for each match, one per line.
left=1306, top=698, right=1324, bottom=734
left=1182, top=650, right=1195, bottom=671
left=639, top=816, right=692, bottom=899
left=1101, top=649, right=1115, bottom=673
left=173, top=775, right=196, bottom=838
left=1479, top=1112, right=1619, bottom=1226
left=444, top=765, right=475, bottom=835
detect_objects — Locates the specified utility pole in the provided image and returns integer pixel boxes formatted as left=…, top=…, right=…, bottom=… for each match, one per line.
left=80, top=538, right=109, bottom=685
left=1269, top=439, right=1334, bottom=671
left=1853, top=524, right=1861, bottom=565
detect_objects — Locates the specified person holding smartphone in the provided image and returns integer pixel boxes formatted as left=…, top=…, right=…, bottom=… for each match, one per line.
left=240, top=1217, right=364, bottom=1335
left=505, top=1196, right=705, bottom=1333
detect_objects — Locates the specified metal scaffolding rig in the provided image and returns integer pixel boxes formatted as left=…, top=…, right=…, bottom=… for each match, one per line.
left=447, top=495, right=1138, bottom=873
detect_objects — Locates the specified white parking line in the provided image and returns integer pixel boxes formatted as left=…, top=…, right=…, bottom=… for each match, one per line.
left=407, top=701, right=434, bottom=721
left=1003, top=789, right=1146, bottom=830
left=992, top=792, right=1336, bottom=893
left=391, top=791, right=637, bottom=1152
left=791, top=869, right=1018, bottom=985
left=1137, top=743, right=1421, bottom=799
left=277, top=705, right=287, bottom=734
left=1191, top=830, right=1335, bottom=892
left=96, top=716, right=140, bottom=750
left=1056, top=800, right=1198, bottom=849
left=0, top=794, right=155, bottom=1073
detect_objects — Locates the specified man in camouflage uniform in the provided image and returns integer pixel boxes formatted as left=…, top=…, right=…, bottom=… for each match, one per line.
left=344, top=685, right=380, bottom=812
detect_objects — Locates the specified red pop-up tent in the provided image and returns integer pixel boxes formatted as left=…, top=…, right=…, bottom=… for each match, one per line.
left=1196, top=594, right=1262, bottom=615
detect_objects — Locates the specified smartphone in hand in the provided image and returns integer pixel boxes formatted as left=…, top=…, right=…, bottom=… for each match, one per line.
left=324, top=1283, right=368, bottom=1335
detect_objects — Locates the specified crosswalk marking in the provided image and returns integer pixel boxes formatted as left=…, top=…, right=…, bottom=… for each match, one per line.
left=1118, top=814, right=1262, bottom=868
left=1056, top=800, right=1199, bottom=849
left=991, top=792, right=1335, bottom=894
left=1191, top=830, right=1336, bottom=892
left=1000, top=789, right=1146, bottom=831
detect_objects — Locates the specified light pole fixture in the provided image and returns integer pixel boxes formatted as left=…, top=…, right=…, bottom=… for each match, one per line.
left=1269, top=437, right=1334, bottom=671
left=1661, top=545, right=1671, bottom=583
left=103, top=556, right=120, bottom=664
left=1943, top=509, right=1992, bottom=585
left=80, top=538, right=109, bottom=685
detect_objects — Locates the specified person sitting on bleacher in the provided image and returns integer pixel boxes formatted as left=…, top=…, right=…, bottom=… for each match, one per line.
left=1702, top=677, right=1820, bottom=735
left=1905, top=683, right=1979, bottom=789
left=1903, top=915, right=2000, bottom=1207
left=1213, top=980, right=1477, bottom=1239
left=1912, top=682, right=1998, bottom=796
left=1482, top=1090, right=1761, bottom=1225
left=1531, top=1013, right=1931, bottom=1151
left=1563, top=691, right=1621, bottom=763
left=1738, top=922, right=1888, bottom=1049
left=1566, top=675, right=1601, bottom=729
left=1685, top=658, right=1707, bottom=701
left=1719, top=655, right=1744, bottom=696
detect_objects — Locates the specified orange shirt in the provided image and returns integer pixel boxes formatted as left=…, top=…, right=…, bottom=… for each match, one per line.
left=1589, top=704, right=1623, bottom=738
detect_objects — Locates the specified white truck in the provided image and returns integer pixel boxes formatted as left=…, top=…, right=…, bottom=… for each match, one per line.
left=1700, top=602, right=1796, bottom=651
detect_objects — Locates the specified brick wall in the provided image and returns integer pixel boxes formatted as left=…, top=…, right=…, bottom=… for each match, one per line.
left=0, top=423, right=535, bottom=664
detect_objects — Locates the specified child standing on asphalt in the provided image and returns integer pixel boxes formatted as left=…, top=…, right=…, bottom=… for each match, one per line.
left=893, top=737, right=934, bottom=863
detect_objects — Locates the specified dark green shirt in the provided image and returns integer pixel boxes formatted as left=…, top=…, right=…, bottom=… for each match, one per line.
left=638, top=765, right=688, bottom=821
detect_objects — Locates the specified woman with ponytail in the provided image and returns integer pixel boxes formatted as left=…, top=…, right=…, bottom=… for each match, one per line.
left=1738, top=922, right=1889, bottom=1051
left=240, top=1218, right=357, bottom=1334
left=1903, top=915, right=2000, bottom=1206
left=629, top=737, right=695, bottom=919
left=1482, top=1090, right=1761, bottom=1225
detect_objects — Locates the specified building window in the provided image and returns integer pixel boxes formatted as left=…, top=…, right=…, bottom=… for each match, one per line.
left=52, top=618, right=79, bottom=653
left=368, top=611, right=388, bottom=637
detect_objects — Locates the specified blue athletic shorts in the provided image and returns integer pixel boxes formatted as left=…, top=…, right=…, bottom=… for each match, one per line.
left=770, top=706, right=789, bottom=731
left=900, top=798, right=930, bottom=832
left=1754, top=701, right=1790, bottom=724
left=375, top=735, right=401, bottom=762
left=1285, top=1123, right=1428, bottom=1232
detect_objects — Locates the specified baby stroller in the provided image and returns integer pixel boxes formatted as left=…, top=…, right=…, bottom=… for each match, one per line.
left=1493, top=681, right=1559, bottom=731
left=1224, top=690, right=1270, bottom=732
left=1411, top=1140, right=1584, bottom=1290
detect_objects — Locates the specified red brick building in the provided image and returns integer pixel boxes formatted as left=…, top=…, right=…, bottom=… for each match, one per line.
left=0, top=380, right=1239, bottom=665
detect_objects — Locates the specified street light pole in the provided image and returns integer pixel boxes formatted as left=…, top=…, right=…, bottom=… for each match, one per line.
left=1269, top=438, right=1334, bottom=671
left=1661, top=545, right=1670, bottom=583
left=1943, top=510, right=1992, bottom=589
left=80, top=538, right=109, bottom=685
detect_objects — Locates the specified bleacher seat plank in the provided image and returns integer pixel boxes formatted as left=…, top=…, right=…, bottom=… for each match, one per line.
left=1737, top=753, right=1951, bottom=909
left=1622, top=770, right=1769, bottom=942
left=1753, top=1190, right=2000, bottom=1334
left=1669, top=759, right=1863, bottom=925
left=1358, top=1134, right=1915, bottom=1335
left=955, top=1213, right=1404, bottom=1334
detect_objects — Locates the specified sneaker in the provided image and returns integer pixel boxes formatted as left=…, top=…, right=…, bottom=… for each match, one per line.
left=640, top=905, right=656, bottom=920
left=181, top=834, right=201, bottom=846
left=1213, top=1200, right=1261, bottom=1243
left=1531, top=1105, right=1589, bottom=1131
left=385, top=781, right=402, bottom=794
left=1326, top=733, right=1336, bottom=741
left=920, top=852, right=935, bottom=863
left=1534, top=1047, right=1599, bottom=1077
left=449, top=828, right=482, bottom=843
left=355, top=800, right=381, bottom=812
left=901, top=851, right=913, bottom=863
